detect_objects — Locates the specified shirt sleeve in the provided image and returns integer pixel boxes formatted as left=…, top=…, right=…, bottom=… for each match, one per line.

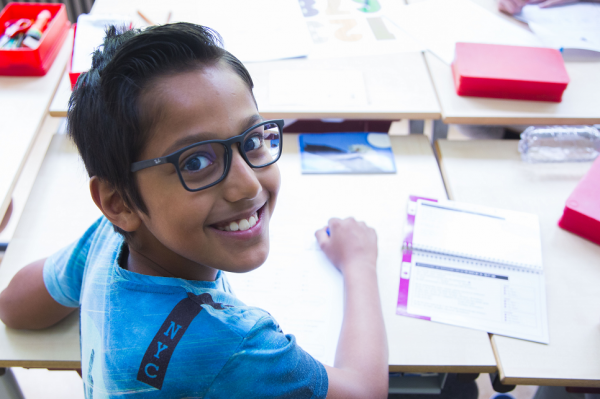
left=43, top=217, right=104, bottom=308
left=206, top=315, right=328, bottom=399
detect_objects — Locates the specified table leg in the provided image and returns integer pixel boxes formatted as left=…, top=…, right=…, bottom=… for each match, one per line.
left=490, top=371, right=516, bottom=393
left=432, top=119, right=449, bottom=142
left=388, top=372, right=448, bottom=394
left=409, top=120, right=425, bottom=134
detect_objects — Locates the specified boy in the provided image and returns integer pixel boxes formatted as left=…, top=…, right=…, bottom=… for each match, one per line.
left=0, top=23, right=387, bottom=398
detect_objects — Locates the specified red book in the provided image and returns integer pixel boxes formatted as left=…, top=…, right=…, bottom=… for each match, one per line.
left=452, top=42, right=570, bottom=102
left=558, top=157, right=600, bottom=245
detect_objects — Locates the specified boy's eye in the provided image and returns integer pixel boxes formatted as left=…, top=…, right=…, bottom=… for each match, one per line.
left=243, top=134, right=263, bottom=153
left=181, top=154, right=213, bottom=172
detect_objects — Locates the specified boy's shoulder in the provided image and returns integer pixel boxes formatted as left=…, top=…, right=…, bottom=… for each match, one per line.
left=82, top=268, right=310, bottom=397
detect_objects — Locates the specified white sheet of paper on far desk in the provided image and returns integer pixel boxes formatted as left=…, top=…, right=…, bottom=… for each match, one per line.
left=517, top=3, right=600, bottom=54
left=195, top=0, right=312, bottom=63
left=71, top=14, right=131, bottom=73
left=268, top=69, right=368, bottom=107
left=385, top=0, right=543, bottom=65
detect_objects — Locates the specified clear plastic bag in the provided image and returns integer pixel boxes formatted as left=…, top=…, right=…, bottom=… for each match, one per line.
left=518, top=126, right=600, bottom=163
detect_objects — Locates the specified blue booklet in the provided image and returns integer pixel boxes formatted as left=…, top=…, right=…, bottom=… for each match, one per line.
left=298, top=133, right=396, bottom=174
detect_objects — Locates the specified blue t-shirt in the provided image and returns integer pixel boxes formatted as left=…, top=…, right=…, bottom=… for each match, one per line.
left=43, top=217, right=328, bottom=398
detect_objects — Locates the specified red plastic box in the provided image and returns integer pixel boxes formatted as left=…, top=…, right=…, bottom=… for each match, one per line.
left=558, top=157, right=600, bottom=245
left=0, top=3, right=70, bottom=76
left=452, top=42, right=570, bottom=102
left=68, top=23, right=79, bottom=89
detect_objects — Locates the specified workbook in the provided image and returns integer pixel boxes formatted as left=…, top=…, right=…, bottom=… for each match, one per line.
left=299, top=133, right=396, bottom=174
left=397, top=196, right=549, bottom=344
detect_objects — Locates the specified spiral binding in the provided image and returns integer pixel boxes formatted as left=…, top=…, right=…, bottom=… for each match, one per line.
left=412, top=242, right=542, bottom=271
left=413, top=248, right=543, bottom=275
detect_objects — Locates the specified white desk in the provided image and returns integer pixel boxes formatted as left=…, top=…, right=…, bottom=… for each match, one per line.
left=0, top=33, right=72, bottom=225
left=427, top=52, right=600, bottom=125
left=50, top=52, right=441, bottom=121
left=437, top=139, right=600, bottom=387
left=0, top=133, right=496, bottom=372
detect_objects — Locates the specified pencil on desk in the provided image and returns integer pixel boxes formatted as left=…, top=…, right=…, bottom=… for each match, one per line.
left=137, top=10, right=155, bottom=26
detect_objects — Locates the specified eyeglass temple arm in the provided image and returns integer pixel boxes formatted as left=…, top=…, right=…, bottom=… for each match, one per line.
left=130, top=157, right=168, bottom=173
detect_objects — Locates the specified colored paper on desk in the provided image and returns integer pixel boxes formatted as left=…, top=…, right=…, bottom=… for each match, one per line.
left=385, top=0, right=543, bottom=65
left=397, top=196, right=549, bottom=344
left=299, top=133, right=396, bottom=174
left=452, top=42, right=570, bottom=102
left=298, top=0, right=424, bottom=59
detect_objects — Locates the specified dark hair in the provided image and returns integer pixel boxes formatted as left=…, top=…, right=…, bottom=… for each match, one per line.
left=67, top=23, right=254, bottom=239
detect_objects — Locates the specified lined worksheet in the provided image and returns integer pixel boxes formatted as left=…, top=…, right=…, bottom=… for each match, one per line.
left=398, top=197, right=549, bottom=344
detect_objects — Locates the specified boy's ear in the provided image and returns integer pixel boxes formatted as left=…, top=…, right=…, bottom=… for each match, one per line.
left=90, top=176, right=142, bottom=233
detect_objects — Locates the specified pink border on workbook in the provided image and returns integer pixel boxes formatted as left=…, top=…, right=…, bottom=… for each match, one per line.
left=396, top=195, right=438, bottom=320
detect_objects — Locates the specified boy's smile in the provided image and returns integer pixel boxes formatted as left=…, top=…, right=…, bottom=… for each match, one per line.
left=124, top=62, right=280, bottom=281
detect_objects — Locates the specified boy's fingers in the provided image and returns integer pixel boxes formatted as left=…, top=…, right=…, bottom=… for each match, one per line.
left=328, top=217, right=342, bottom=229
left=315, top=227, right=329, bottom=246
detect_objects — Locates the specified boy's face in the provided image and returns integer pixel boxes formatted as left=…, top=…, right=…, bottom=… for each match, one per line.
left=132, top=62, right=280, bottom=279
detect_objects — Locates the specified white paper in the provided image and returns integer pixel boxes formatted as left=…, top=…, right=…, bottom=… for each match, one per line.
left=406, top=252, right=549, bottom=344
left=412, top=199, right=543, bottom=271
left=385, top=0, right=544, bottom=65
left=268, top=69, right=368, bottom=107
left=517, top=3, right=600, bottom=53
left=225, top=218, right=343, bottom=367
left=72, top=14, right=131, bottom=73
left=196, top=0, right=312, bottom=62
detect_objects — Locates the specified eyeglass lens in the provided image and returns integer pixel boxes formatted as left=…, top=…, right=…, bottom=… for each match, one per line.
left=177, top=121, right=281, bottom=191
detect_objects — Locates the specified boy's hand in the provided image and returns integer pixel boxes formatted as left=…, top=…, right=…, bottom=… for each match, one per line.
left=498, top=0, right=531, bottom=14
left=498, top=0, right=580, bottom=14
left=317, top=219, right=388, bottom=399
left=315, top=218, right=378, bottom=275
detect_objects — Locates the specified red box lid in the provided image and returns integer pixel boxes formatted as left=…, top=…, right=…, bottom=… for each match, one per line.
left=454, top=42, right=570, bottom=84
left=452, top=42, right=570, bottom=102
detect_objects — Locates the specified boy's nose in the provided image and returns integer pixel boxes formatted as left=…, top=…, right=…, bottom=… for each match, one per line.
left=222, top=147, right=262, bottom=202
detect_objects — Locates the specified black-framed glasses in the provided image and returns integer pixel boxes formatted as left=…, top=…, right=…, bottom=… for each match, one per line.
left=130, top=119, right=284, bottom=192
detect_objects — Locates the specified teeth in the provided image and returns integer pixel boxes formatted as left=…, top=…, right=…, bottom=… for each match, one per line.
left=239, top=219, right=250, bottom=231
left=217, top=212, right=259, bottom=232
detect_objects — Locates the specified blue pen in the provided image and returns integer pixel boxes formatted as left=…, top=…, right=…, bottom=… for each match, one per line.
left=326, top=227, right=331, bottom=236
